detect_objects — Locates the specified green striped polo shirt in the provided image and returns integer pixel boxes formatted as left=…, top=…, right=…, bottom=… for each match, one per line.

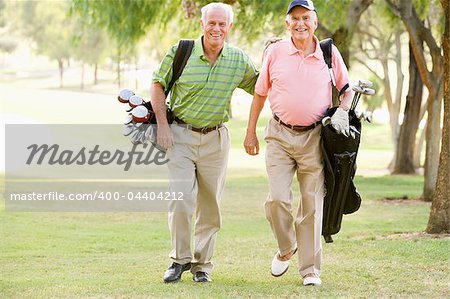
left=152, top=37, right=258, bottom=128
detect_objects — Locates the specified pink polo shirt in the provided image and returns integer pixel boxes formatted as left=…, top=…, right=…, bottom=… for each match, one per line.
left=256, top=37, right=352, bottom=126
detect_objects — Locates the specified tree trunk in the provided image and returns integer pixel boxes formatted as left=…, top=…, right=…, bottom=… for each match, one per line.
left=57, top=59, right=64, bottom=88
left=423, top=87, right=443, bottom=201
left=426, top=0, right=449, bottom=233
left=332, top=27, right=350, bottom=67
left=117, top=48, right=121, bottom=88
left=135, top=55, right=139, bottom=91
left=94, top=63, right=98, bottom=85
left=393, top=42, right=423, bottom=174
left=324, top=0, right=374, bottom=69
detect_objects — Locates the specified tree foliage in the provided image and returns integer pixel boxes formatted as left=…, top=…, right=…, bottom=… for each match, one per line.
left=9, top=1, right=75, bottom=86
left=70, top=0, right=165, bottom=47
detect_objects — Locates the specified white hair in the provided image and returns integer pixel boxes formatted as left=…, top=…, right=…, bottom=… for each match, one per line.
left=201, top=2, right=234, bottom=25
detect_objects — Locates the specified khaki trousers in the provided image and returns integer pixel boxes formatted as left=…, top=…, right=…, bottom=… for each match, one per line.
left=264, top=118, right=324, bottom=277
left=166, top=124, right=230, bottom=275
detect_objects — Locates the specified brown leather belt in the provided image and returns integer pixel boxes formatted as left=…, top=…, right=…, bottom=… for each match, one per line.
left=174, top=116, right=223, bottom=134
left=273, top=114, right=318, bottom=132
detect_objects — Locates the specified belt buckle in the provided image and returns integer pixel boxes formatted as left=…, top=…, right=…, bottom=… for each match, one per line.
left=200, top=127, right=210, bottom=134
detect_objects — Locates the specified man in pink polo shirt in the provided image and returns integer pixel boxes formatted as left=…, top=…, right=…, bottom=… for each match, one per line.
left=244, top=0, right=353, bottom=286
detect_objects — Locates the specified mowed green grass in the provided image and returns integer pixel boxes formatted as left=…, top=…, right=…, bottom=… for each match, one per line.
left=1, top=116, right=448, bottom=298
left=1, top=173, right=449, bottom=298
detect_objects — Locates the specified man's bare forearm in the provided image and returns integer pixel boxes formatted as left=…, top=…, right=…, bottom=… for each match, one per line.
left=151, top=82, right=169, bottom=125
left=247, top=93, right=268, bottom=133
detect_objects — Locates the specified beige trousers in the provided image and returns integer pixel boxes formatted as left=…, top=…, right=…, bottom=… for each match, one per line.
left=166, top=124, right=230, bottom=275
left=264, top=118, right=324, bottom=277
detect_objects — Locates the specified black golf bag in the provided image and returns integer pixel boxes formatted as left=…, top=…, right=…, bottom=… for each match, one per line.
left=321, top=107, right=362, bottom=243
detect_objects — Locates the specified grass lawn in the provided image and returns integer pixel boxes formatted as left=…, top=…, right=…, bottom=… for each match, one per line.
left=1, top=172, right=448, bottom=298
left=1, top=94, right=448, bottom=297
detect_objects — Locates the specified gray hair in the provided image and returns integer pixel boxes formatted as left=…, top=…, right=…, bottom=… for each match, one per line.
left=201, top=2, right=234, bottom=25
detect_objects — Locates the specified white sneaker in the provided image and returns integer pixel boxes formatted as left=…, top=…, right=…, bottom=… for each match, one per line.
left=270, top=248, right=297, bottom=277
left=303, top=275, right=322, bottom=286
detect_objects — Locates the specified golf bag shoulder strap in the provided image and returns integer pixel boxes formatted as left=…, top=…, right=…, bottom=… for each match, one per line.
left=339, top=83, right=349, bottom=98
left=165, top=39, right=195, bottom=97
left=320, top=38, right=349, bottom=101
left=319, top=38, right=336, bottom=88
left=320, top=38, right=333, bottom=70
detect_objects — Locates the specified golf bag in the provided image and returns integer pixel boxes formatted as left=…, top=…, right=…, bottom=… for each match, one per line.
left=144, top=39, right=194, bottom=124
left=321, top=108, right=362, bottom=243
left=319, top=38, right=362, bottom=243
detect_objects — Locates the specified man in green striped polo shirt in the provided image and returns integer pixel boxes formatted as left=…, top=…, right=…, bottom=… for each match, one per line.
left=151, top=2, right=258, bottom=283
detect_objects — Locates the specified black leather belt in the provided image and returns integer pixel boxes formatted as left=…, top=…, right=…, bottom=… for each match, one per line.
left=174, top=116, right=223, bottom=134
left=273, top=114, right=319, bottom=132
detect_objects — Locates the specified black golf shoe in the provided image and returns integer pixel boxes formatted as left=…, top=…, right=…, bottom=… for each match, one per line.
left=193, top=271, right=212, bottom=283
left=163, top=262, right=191, bottom=283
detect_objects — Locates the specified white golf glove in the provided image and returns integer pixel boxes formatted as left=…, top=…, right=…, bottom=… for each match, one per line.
left=330, top=107, right=350, bottom=137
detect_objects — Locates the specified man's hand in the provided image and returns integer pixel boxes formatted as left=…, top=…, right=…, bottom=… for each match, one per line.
left=244, top=131, right=259, bottom=155
left=330, top=107, right=350, bottom=137
left=157, top=124, right=174, bottom=149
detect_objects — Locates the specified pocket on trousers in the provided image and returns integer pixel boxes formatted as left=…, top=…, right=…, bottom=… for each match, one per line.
left=264, top=118, right=281, bottom=142
left=219, top=126, right=230, bottom=151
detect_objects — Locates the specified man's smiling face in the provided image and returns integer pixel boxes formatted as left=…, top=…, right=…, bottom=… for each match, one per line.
left=286, top=6, right=318, bottom=44
left=201, top=8, right=232, bottom=49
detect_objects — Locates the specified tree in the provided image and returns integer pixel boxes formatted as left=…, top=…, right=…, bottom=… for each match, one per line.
left=353, top=4, right=406, bottom=168
left=0, top=2, right=18, bottom=59
left=12, top=1, right=74, bottom=87
left=392, top=41, right=425, bottom=174
left=316, top=0, right=374, bottom=67
left=70, top=0, right=166, bottom=87
left=426, top=0, right=449, bottom=234
left=386, top=0, right=444, bottom=201
left=73, top=25, right=109, bottom=88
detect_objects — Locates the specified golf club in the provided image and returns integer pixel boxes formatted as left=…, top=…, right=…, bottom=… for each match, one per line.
left=358, top=79, right=373, bottom=88
left=129, top=95, right=144, bottom=108
left=350, top=80, right=375, bottom=110
left=118, top=88, right=134, bottom=104
left=123, top=124, right=135, bottom=136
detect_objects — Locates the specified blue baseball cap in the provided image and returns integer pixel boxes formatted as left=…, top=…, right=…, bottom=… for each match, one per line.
left=286, top=0, right=316, bottom=14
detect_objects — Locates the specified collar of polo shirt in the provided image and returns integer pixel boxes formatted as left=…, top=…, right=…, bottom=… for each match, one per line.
left=287, top=35, right=323, bottom=60
left=193, top=36, right=230, bottom=59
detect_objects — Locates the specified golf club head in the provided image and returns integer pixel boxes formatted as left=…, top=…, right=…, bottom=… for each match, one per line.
left=362, top=88, right=376, bottom=95
left=352, top=85, right=364, bottom=93
left=124, top=114, right=133, bottom=125
left=363, top=111, right=373, bottom=123
left=342, top=129, right=349, bottom=137
left=349, top=126, right=360, bottom=135
left=350, top=130, right=356, bottom=139
left=358, top=79, right=373, bottom=88
left=123, top=124, right=135, bottom=136
left=130, top=130, right=142, bottom=144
